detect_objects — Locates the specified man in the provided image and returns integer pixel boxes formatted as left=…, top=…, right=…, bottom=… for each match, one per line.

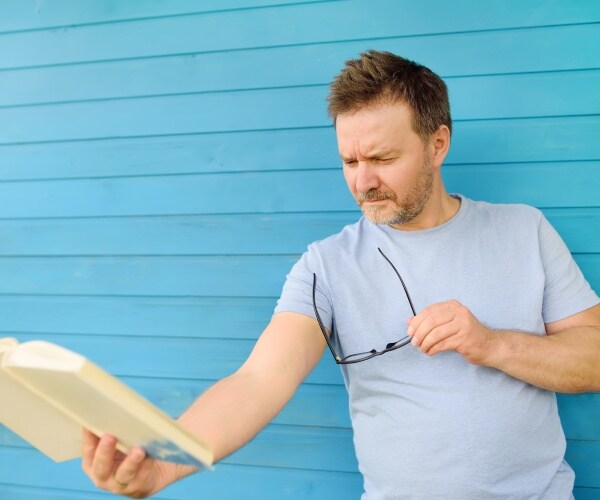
left=83, top=51, right=600, bottom=499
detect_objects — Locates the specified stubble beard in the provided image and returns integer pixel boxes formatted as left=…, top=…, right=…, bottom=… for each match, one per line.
left=357, top=158, right=435, bottom=225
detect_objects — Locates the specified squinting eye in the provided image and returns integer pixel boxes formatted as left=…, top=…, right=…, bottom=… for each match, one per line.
left=343, top=160, right=357, bottom=167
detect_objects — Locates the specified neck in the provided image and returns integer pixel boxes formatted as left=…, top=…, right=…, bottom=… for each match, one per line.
left=389, top=180, right=460, bottom=231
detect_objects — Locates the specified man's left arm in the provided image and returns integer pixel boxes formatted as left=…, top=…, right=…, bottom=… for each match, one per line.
left=407, top=301, right=600, bottom=393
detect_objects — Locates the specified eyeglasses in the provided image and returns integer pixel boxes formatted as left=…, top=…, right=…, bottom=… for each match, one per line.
left=312, top=247, right=416, bottom=364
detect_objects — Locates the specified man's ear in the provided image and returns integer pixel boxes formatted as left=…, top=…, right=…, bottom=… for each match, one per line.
left=430, top=125, right=451, bottom=169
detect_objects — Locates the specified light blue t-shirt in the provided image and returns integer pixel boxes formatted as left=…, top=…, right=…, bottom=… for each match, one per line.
left=275, top=195, right=599, bottom=499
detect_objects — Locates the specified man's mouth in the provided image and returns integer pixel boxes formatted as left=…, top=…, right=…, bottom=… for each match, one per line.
left=357, top=191, right=396, bottom=205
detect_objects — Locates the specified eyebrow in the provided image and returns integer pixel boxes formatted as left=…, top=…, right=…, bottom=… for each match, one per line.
left=340, top=150, right=397, bottom=162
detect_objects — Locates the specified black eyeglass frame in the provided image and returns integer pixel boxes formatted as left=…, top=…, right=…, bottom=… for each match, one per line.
left=312, top=247, right=416, bottom=364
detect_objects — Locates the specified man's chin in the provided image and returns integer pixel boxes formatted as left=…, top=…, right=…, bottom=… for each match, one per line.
left=361, top=206, right=418, bottom=226
left=361, top=206, right=394, bottom=225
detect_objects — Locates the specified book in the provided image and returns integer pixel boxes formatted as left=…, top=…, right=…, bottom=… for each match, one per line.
left=0, top=337, right=213, bottom=469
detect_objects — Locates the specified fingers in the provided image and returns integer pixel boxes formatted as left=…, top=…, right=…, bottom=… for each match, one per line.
left=417, top=322, right=460, bottom=354
left=113, top=447, right=147, bottom=488
left=92, top=434, right=119, bottom=482
left=81, top=430, right=159, bottom=498
left=407, top=300, right=494, bottom=364
left=408, top=301, right=458, bottom=350
left=82, top=428, right=100, bottom=470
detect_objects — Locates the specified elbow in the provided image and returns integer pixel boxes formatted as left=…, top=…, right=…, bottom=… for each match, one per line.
left=556, top=371, right=600, bottom=394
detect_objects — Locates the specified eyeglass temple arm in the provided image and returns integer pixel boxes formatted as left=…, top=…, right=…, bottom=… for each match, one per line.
left=312, top=273, right=342, bottom=363
left=377, top=247, right=417, bottom=317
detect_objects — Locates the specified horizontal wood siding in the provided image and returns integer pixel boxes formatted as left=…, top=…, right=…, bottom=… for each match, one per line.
left=0, top=1, right=598, bottom=498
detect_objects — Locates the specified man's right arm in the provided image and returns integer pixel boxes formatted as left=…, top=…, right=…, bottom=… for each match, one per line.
left=82, top=311, right=327, bottom=498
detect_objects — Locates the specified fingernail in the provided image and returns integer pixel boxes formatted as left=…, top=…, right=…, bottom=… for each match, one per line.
left=407, top=327, right=414, bottom=336
left=101, top=435, right=115, bottom=448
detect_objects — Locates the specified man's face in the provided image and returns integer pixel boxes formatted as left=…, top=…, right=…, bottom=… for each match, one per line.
left=336, top=101, right=435, bottom=227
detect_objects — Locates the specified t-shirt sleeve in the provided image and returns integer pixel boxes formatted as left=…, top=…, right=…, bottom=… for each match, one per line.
left=273, top=244, right=334, bottom=330
left=538, top=213, right=599, bottom=323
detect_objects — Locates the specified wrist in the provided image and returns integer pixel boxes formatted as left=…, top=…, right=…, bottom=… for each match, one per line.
left=482, top=329, right=518, bottom=370
left=153, top=461, right=197, bottom=495
left=174, top=463, right=199, bottom=482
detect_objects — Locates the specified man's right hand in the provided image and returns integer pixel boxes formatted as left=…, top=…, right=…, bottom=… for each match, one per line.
left=82, top=429, right=170, bottom=498
left=80, top=312, right=327, bottom=497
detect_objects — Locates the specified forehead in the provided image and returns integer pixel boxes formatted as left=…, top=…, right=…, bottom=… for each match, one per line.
left=335, top=101, right=420, bottom=154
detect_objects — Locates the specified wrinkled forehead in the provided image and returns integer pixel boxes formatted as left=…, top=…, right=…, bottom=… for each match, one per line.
left=335, top=101, right=420, bottom=155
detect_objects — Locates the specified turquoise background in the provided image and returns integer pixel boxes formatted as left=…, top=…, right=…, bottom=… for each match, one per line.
left=0, top=1, right=598, bottom=498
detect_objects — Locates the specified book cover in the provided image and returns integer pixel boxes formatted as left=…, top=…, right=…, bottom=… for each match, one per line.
left=0, top=338, right=213, bottom=468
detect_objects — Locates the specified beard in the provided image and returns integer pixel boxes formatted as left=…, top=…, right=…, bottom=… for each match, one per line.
left=356, top=157, right=435, bottom=225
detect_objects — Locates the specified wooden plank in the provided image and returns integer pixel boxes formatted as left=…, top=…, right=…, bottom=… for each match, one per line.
left=444, top=161, right=600, bottom=209
left=544, top=209, right=600, bottom=254
left=0, top=0, right=598, bottom=70
left=0, top=169, right=356, bottom=218
left=571, top=255, right=600, bottom=294
left=0, top=295, right=276, bottom=339
left=574, top=487, right=600, bottom=500
left=171, top=462, right=363, bottom=499
left=448, top=70, right=600, bottom=121
left=0, top=255, right=297, bottom=297
left=558, top=394, right=600, bottom=442
left=1, top=87, right=334, bottom=144
left=0, top=295, right=277, bottom=339
left=0, top=0, right=333, bottom=33
left=0, top=209, right=596, bottom=256
left=1, top=23, right=599, bottom=107
left=0, top=448, right=364, bottom=499
left=0, top=253, right=596, bottom=297
left=0, top=163, right=599, bottom=219
left=566, top=440, right=600, bottom=488
left=0, top=484, right=116, bottom=500
left=3, top=71, right=600, bottom=143
left=0, top=126, right=340, bottom=178
left=1, top=115, right=598, bottom=181
left=448, top=116, right=600, bottom=165
left=0, top=213, right=354, bottom=256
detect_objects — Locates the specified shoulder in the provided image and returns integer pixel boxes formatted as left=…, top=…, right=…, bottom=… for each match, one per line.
left=294, top=217, right=376, bottom=273
left=467, top=197, right=542, bottom=220
left=306, top=217, right=370, bottom=252
left=465, top=197, right=544, bottom=232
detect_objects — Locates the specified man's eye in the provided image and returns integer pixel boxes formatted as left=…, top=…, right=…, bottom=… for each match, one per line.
left=343, top=160, right=357, bottom=167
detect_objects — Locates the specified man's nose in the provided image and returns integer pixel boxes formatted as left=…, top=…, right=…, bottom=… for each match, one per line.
left=355, top=163, right=379, bottom=193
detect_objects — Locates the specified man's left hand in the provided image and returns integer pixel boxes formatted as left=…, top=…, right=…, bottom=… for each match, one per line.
left=407, top=300, right=495, bottom=365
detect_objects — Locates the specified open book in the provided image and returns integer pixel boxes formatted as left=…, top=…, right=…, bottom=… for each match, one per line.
left=0, top=337, right=213, bottom=468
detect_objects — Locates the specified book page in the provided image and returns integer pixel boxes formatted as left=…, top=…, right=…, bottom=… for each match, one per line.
left=0, top=341, right=81, bottom=462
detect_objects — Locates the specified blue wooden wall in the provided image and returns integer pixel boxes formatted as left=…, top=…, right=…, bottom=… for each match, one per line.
left=0, top=1, right=598, bottom=498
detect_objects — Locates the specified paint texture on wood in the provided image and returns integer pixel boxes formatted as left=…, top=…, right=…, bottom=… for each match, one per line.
left=0, top=1, right=598, bottom=498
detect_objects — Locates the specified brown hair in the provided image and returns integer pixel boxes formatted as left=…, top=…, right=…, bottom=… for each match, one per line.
left=327, top=50, right=452, bottom=139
